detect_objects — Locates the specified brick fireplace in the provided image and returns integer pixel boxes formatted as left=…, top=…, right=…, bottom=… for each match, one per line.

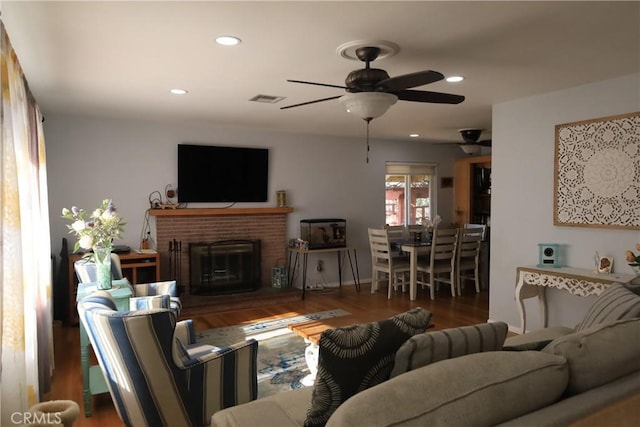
left=150, top=207, right=293, bottom=294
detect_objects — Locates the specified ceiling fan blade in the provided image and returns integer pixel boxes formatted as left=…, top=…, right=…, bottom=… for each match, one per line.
left=376, top=70, right=444, bottom=91
left=280, top=95, right=342, bottom=110
left=287, top=79, right=347, bottom=90
left=478, top=139, right=492, bottom=147
left=395, top=90, right=465, bottom=104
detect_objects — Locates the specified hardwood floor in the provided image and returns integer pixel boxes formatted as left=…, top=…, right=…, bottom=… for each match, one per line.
left=46, top=283, right=489, bottom=427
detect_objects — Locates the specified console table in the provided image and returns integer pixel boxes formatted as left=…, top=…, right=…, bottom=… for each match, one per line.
left=287, top=246, right=360, bottom=299
left=76, top=279, right=132, bottom=417
left=515, top=266, right=636, bottom=333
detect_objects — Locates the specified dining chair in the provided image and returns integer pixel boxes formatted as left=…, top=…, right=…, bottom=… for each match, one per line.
left=369, top=227, right=411, bottom=299
left=456, top=227, right=483, bottom=295
left=384, top=224, right=407, bottom=255
left=416, top=227, right=459, bottom=300
left=406, top=224, right=427, bottom=242
left=463, top=223, right=487, bottom=241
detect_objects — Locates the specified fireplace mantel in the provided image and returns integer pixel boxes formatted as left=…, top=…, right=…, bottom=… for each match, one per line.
left=149, top=207, right=293, bottom=217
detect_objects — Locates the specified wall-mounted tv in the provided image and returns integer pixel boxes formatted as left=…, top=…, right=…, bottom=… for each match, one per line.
left=177, top=144, right=269, bottom=203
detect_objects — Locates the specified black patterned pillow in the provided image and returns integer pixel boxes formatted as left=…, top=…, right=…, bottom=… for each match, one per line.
left=304, top=307, right=432, bottom=427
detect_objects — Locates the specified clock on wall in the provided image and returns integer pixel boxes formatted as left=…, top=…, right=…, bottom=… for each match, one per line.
left=537, top=243, right=562, bottom=268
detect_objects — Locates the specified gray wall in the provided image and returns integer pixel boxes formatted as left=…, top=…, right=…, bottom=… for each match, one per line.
left=490, top=73, right=640, bottom=331
left=46, top=73, right=639, bottom=329
left=45, top=115, right=460, bottom=288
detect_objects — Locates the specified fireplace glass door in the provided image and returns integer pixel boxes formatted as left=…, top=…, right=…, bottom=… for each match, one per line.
left=189, top=240, right=260, bottom=295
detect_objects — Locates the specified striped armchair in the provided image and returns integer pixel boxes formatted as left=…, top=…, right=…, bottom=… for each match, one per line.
left=77, top=292, right=258, bottom=427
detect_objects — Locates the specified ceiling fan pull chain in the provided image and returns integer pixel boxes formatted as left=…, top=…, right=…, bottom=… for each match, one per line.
left=365, top=118, right=371, bottom=163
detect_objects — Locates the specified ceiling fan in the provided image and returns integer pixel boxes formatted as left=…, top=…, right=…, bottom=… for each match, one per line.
left=458, top=129, right=492, bottom=154
left=280, top=46, right=465, bottom=118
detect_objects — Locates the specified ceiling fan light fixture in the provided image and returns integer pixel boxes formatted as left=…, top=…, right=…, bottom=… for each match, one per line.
left=446, top=75, right=464, bottom=83
left=339, top=92, right=398, bottom=120
left=459, top=128, right=483, bottom=143
left=215, top=35, right=241, bottom=46
left=460, top=144, right=482, bottom=155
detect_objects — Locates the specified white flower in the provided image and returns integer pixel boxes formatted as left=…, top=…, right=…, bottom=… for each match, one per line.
left=71, top=220, right=86, bottom=232
left=62, top=199, right=125, bottom=255
left=101, top=210, right=115, bottom=221
left=79, top=235, right=93, bottom=250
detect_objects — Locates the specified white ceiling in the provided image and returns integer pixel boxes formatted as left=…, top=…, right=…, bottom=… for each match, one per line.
left=3, top=1, right=639, bottom=144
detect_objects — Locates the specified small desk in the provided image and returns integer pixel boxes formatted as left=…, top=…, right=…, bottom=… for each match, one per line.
left=515, top=266, right=635, bottom=333
left=400, top=242, right=431, bottom=301
left=287, top=246, right=360, bottom=299
left=76, top=279, right=132, bottom=417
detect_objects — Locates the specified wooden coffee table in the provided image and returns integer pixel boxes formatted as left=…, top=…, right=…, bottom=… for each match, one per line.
left=288, top=315, right=359, bottom=345
left=288, top=315, right=359, bottom=385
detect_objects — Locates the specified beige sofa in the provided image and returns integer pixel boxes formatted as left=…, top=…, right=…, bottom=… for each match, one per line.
left=212, top=283, right=640, bottom=427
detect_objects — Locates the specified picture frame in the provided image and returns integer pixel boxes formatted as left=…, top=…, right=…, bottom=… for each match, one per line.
left=440, top=177, right=453, bottom=188
left=554, top=112, right=640, bottom=230
left=598, top=256, right=613, bottom=274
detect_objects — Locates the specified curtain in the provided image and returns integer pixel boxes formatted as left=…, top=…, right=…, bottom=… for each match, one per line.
left=1, top=20, right=54, bottom=423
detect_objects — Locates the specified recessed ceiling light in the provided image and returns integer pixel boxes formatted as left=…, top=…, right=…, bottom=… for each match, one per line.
left=446, top=76, right=464, bottom=83
left=409, top=133, right=420, bottom=138
left=216, top=35, right=241, bottom=46
left=170, top=89, right=188, bottom=95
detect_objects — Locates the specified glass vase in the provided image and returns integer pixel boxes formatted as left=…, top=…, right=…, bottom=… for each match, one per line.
left=93, top=245, right=113, bottom=290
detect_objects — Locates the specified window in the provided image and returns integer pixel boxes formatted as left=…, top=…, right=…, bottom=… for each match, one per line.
left=385, top=162, right=437, bottom=226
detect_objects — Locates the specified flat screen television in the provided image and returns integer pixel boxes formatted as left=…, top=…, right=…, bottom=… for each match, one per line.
left=177, top=144, right=269, bottom=203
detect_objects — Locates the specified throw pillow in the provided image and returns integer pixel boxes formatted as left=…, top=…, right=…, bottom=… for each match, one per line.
left=304, top=307, right=432, bottom=427
left=129, top=294, right=170, bottom=311
left=575, top=283, right=640, bottom=331
left=542, top=318, right=640, bottom=395
left=390, top=321, right=508, bottom=378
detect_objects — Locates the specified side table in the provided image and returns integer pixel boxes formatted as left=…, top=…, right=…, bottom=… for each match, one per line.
left=287, top=246, right=360, bottom=299
left=514, top=266, right=635, bottom=334
left=76, top=279, right=132, bottom=417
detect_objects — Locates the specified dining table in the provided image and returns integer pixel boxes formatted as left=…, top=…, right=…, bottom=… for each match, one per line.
left=400, top=241, right=431, bottom=300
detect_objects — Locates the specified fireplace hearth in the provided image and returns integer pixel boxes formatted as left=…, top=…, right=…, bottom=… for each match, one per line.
left=189, top=240, right=261, bottom=295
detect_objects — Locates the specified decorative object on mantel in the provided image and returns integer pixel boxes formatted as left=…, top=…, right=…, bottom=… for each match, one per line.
left=276, top=190, right=288, bottom=207
left=554, top=111, right=640, bottom=230
left=625, top=243, right=640, bottom=277
left=62, top=199, right=125, bottom=290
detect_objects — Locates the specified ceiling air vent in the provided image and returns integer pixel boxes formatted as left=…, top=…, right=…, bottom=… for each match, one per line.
left=250, top=94, right=285, bottom=104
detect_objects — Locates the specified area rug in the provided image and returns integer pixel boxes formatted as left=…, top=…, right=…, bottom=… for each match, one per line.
left=196, top=309, right=350, bottom=397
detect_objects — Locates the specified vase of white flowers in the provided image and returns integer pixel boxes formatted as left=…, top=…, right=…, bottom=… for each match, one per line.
left=626, top=243, right=640, bottom=278
left=62, top=199, right=126, bottom=290
left=92, top=245, right=113, bottom=290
